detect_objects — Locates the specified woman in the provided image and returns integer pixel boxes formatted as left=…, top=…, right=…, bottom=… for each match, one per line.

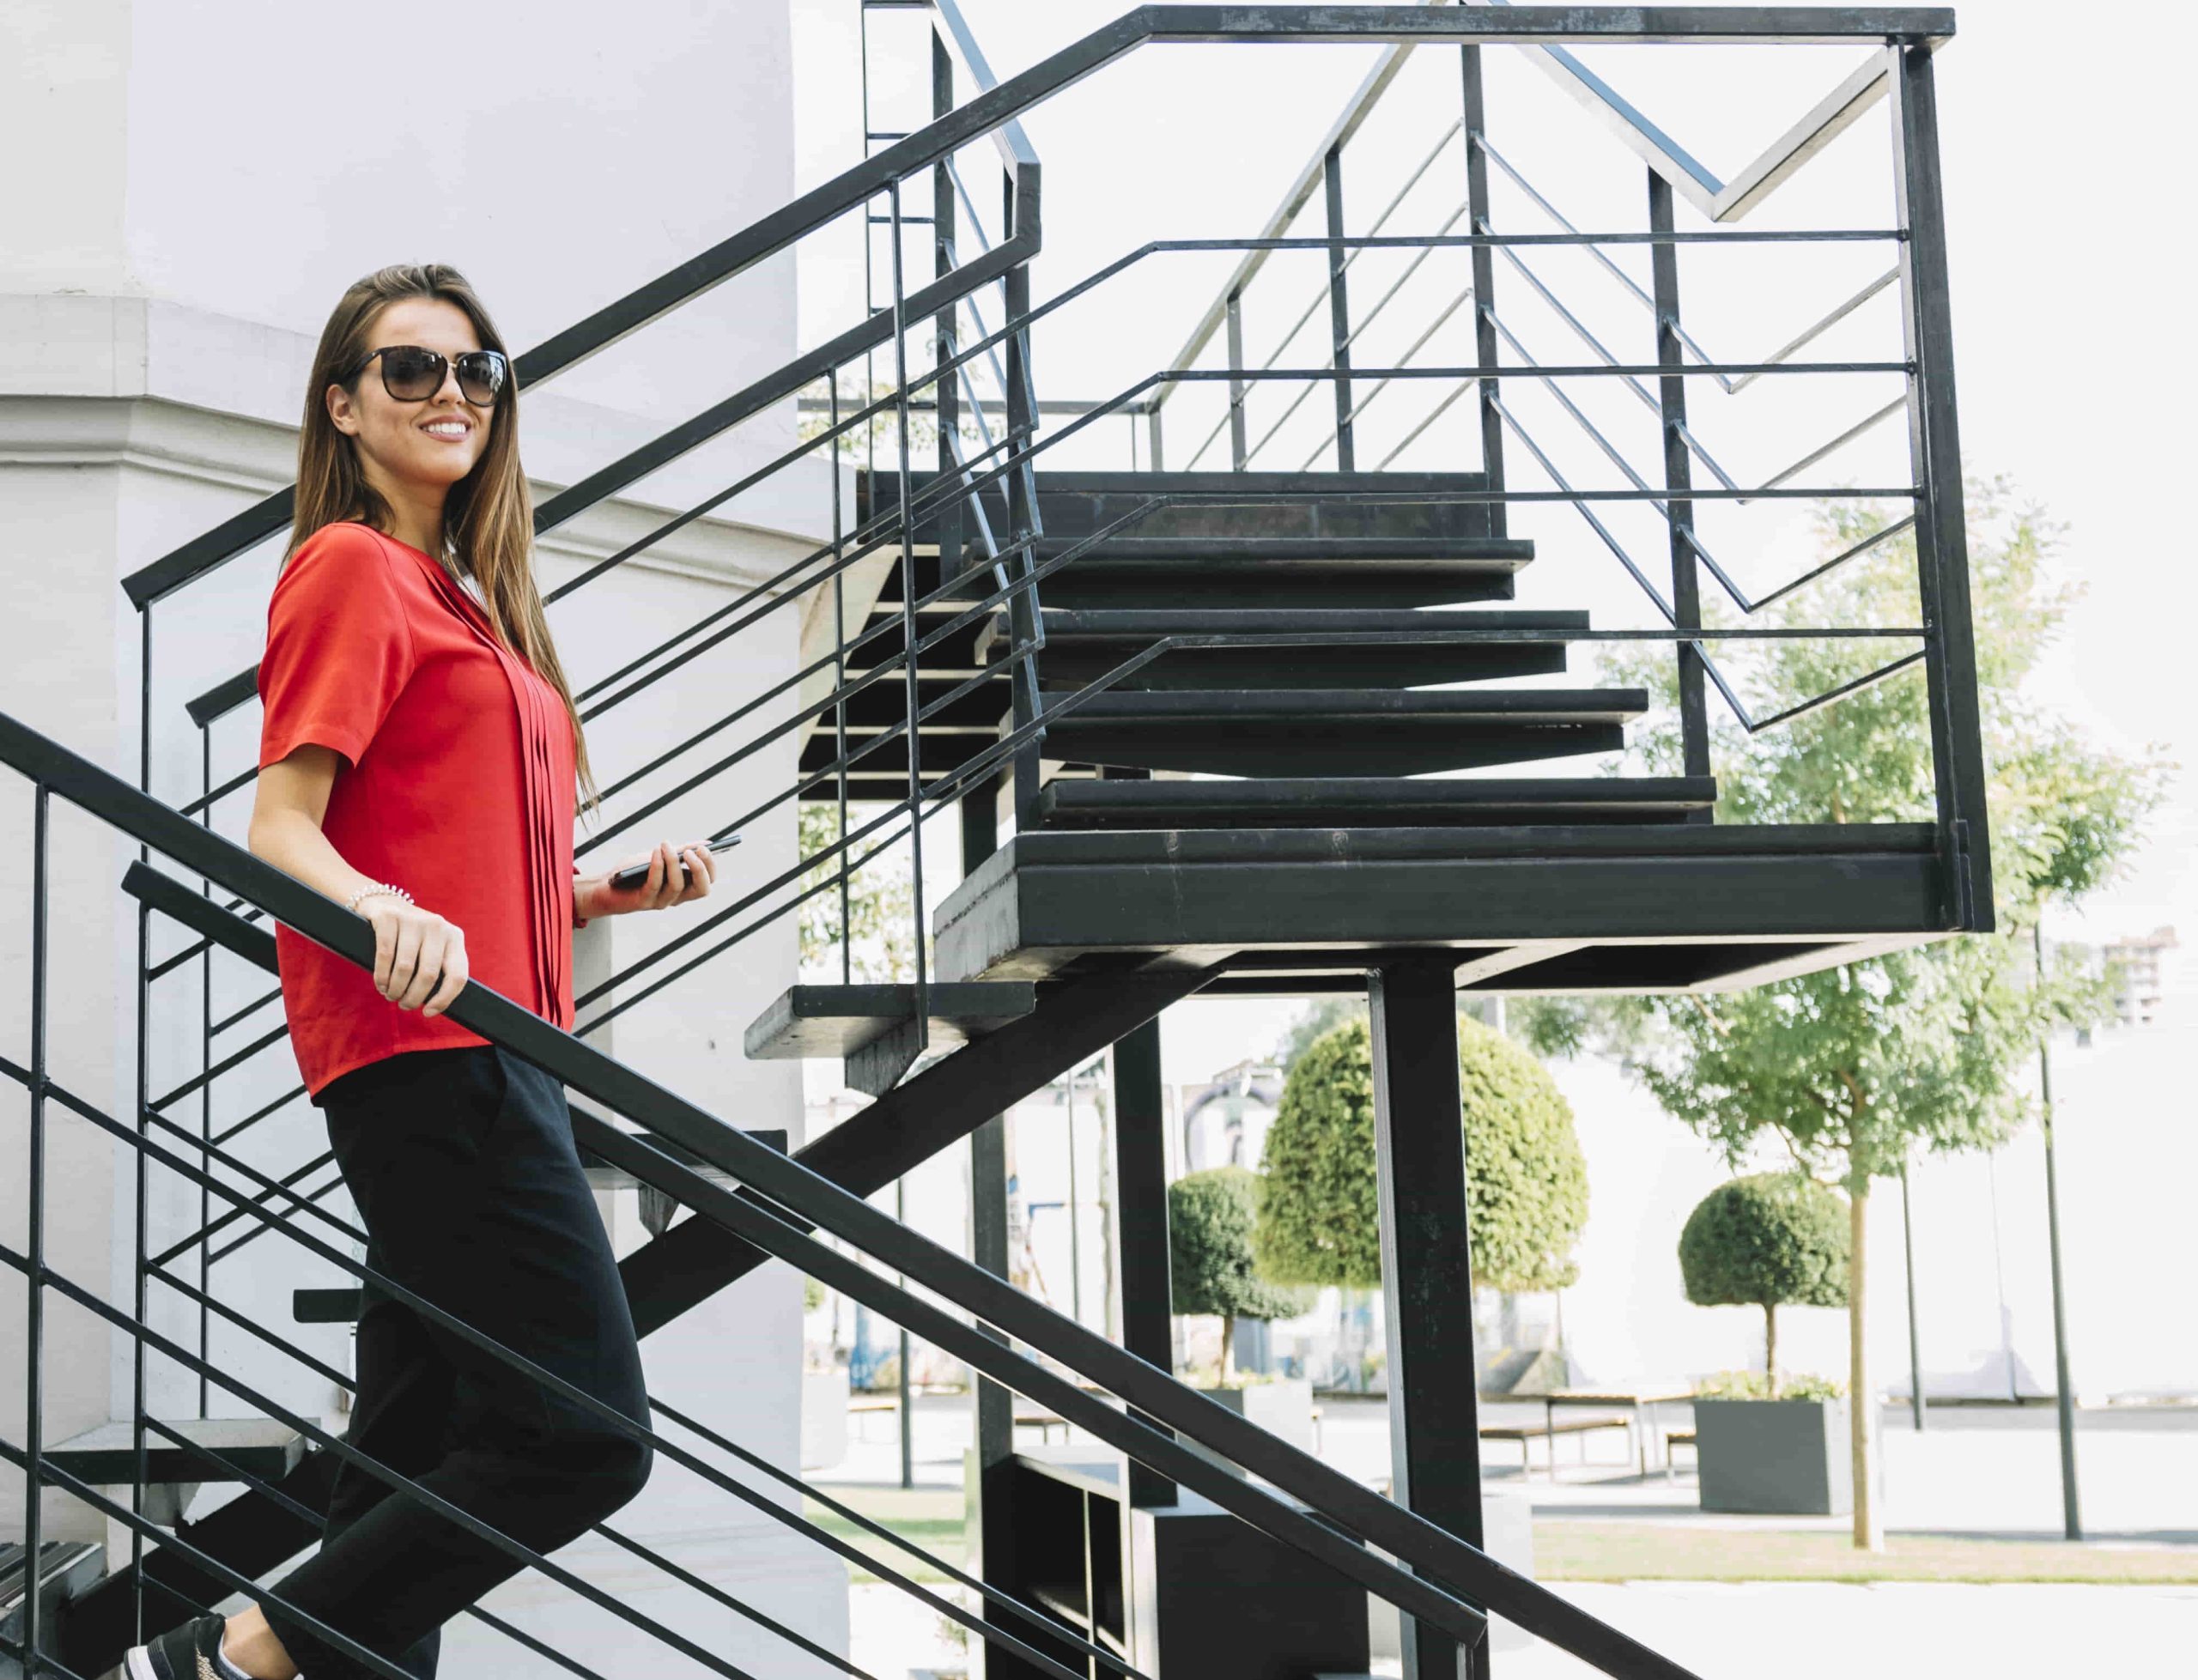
left=129, top=264, right=717, bottom=1680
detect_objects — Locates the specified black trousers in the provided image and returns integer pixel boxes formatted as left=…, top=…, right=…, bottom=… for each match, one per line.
left=258, top=1045, right=653, bottom=1679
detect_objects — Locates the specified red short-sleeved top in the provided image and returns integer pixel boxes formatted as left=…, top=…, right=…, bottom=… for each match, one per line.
left=257, top=519, right=580, bottom=1097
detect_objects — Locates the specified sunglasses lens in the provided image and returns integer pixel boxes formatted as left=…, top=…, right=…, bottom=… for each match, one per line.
left=379, top=346, right=444, bottom=399
left=456, top=352, right=505, bottom=405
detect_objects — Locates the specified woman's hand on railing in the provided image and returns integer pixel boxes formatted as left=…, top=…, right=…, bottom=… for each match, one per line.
left=574, top=840, right=717, bottom=923
left=361, top=898, right=470, bottom=1018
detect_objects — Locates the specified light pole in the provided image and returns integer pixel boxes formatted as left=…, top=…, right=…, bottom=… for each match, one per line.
left=1900, top=1159, right=1925, bottom=1431
left=2036, top=922, right=2082, bottom=1540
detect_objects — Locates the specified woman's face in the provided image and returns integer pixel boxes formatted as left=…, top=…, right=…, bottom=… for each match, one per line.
left=326, top=297, right=494, bottom=506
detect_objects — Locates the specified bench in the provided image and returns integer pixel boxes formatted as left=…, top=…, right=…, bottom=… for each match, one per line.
left=1480, top=1416, right=1632, bottom=1481
left=1662, top=1426, right=1697, bottom=1481
left=1013, top=1406, right=1070, bottom=1444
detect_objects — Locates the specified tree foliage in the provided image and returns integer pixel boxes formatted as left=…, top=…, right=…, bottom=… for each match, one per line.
left=1680, top=1175, right=1849, bottom=1313
left=1169, top=1167, right=1316, bottom=1374
left=1679, top=1174, right=1849, bottom=1395
left=1514, top=478, right=2170, bottom=1184
left=1510, top=478, right=2171, bottom=1543
left=1169, top=1167, right=1315, bottom=1322
left=798, top=803, right=915, bottom=982
left=1254, top=1015, right=1588, bottom=1295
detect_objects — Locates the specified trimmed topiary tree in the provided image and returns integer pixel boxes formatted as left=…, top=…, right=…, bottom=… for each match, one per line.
left=1678, top=1174, right=1849, bottom=1397
left=1254, top=1015, right=1588, bottom=1296
left=1169, top=1166, right=1315, bottom=1378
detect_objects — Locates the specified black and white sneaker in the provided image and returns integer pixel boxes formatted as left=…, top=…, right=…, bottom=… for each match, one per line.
left=125, top=1610, right=250, bottom=1680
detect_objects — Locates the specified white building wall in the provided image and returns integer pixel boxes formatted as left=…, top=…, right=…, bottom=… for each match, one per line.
left=1, top=2, right=852, bottom=1670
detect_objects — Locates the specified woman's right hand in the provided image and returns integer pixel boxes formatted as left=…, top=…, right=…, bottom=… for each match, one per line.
left=363, top=896, right=469, bottom=1017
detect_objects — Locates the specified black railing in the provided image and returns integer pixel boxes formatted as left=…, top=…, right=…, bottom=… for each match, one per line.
left=19, top=9, right=1989, bottom=1677
left=0, top=704, right=1712, bottom=1680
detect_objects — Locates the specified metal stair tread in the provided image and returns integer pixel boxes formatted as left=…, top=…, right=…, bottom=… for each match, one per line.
left=744, top=980, right=1040, bottom=1060
left=1035, top=775, right=1717, bottom=828
left=1026, top=535, right=1532, bottom=562
left=44, top=1418, right=306, bottom=1485
left=975, top=606, right=1588, bottom=664
left=1042, top=687, right=1648, bottom=722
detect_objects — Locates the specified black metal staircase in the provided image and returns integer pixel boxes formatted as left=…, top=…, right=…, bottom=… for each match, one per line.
left=5, top=8, right=1995, bottom=1680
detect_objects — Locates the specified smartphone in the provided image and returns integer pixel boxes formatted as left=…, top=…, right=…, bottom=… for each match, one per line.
left=608, top=834, right=742, bottom=891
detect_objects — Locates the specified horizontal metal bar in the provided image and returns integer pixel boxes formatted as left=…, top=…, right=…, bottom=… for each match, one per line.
left=1131, top=229, right=1903, bottom=250
left=1154, top=357, right=1908, bottom=381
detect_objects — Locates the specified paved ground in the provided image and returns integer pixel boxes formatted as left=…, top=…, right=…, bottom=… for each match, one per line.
left=823, top=1391, right=2198, bottom=1677
left=824, top=1391, right=2198, bottom=1543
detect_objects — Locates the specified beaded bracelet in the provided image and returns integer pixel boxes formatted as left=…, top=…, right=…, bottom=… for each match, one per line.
left=345, top=882, right=414, bottom=916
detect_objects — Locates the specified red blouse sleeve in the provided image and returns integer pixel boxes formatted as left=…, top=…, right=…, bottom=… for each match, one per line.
left=258, top=525, right=418, bottom=771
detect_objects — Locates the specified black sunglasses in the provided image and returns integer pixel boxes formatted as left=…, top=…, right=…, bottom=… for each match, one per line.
left=353, top=344, right=508, bottom=406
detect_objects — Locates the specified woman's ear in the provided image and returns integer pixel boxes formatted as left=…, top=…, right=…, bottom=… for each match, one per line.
left=327, top=383, right=359, bottom=437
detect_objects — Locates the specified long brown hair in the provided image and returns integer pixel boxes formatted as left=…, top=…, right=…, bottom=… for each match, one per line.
left=287, top=263, right=598, bottom=813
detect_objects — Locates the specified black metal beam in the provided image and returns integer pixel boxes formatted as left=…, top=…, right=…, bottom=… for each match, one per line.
left=961, top=767, right=1021, bottom=1680
left=1325, top=146, right=1357, bottom=470
left=618, top=964, right=1219, bottom=1335
left=1886, top=43, right=1995, bottom=932
left=1370, top=957, right=1487, bottom=1680
left=1112, top=1016, right=1177, bottom=1508
left=1648, top=172, right=1711, bottom=796
left=1462, top=48, right=1507, bottom=540
left=933, top=827, right=1944, bottom=982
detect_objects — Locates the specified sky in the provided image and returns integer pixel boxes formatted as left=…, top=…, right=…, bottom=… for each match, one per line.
left=782, top=1, right=2197, bottom=1398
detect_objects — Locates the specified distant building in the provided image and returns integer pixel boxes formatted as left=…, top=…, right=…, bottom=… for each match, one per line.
left=1178, top=1058, right=1284, bottom=1174
left=2102, top=926, right=2178, bottom=1029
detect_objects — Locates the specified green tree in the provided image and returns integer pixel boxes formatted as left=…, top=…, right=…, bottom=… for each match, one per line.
left=796, top=370, right=993, bottom=466
left=798, top=802, right=914, bottom=981
left=1168, top=1167, right=1316, bottom=1378
left=1254, top=1015, right=1589, bottom=1296
left=1515, top=478, right=2170, bottom=1549
left=1678, top=1174, right=1849, bottom=1397
left=1273, top=996, right=1365, bottom=1074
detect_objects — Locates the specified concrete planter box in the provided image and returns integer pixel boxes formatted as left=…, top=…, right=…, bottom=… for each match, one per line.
left=1694, top=1397, right=1854, bottom=1515
left=1181, top=1377, right=1316, bottom=1476
left=801, top=1365, right=850, bottom=1471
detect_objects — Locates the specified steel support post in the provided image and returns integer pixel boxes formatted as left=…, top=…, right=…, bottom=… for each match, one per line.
left=1460, top=46, right=1505, bottom=538
left=962, top=772, right=1017, bottom=1676
left=2037, top=925, right=2082, bottom=1538
left=1900, top=1161, right=1926, bottom=1430
left=931, top=29, right=963, bottom=595
left=23, top=787, right=51, bottom=1671
left=1370, top=956, right=1487, bottom=1680
left=1111, top=1017, right=1177, bottom=1508
left=1647, top=173, right=1712, bottom=793
left=1226, top=289, right=1250, bottom=471
left=1323, top=145, right=1356, bottom=470
left=1000, top=176, right=1045, bottom=834
left=1887, top=45, right=1995, bottom=931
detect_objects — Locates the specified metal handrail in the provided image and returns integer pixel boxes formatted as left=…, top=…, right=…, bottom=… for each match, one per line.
left=0, top=705, right=1726, bottom=1680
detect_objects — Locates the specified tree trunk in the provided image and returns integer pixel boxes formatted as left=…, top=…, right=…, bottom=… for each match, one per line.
left=1220, top=1313, right=1236, bottom=1382
left=1764, top=1302, right=1780, bottom=1399
left=1850, top=1179, right=1884, bottom=1550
